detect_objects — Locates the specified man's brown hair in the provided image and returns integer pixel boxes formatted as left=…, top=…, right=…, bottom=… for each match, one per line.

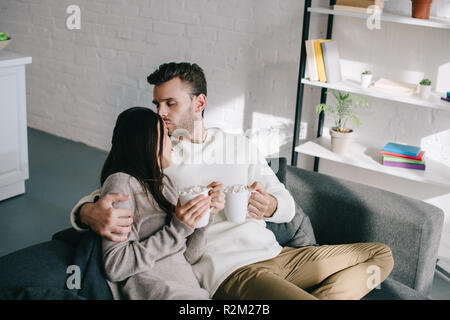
left=147, top=62, right=207, bottom=117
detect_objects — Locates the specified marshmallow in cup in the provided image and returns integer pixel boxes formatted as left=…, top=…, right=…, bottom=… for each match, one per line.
left=179, top=185, right=212, bottom=228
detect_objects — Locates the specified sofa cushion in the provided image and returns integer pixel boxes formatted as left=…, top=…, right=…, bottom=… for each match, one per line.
left=52, top=227, right=85, bottom=246
left=266, top=157, right=287, bottom=185
left=265, top=157, right=317, bottom=247
left=69, top=231, right=113, bottom=300
left=53, top=229, right=113, bottom=300
left=362, top=278, right=429, bottom=300
left=267, top=201, right=318, bottom=247
left=0, top=240, right=74, bottom=297
left=0, top=287, right=85, bottom=300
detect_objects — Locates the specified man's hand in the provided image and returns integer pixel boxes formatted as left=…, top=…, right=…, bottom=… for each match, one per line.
left=247, top=182, right=278, bottom=220
left=207, top=181, right=225, bottom=215
left=79, top=193, right=134, bottom=242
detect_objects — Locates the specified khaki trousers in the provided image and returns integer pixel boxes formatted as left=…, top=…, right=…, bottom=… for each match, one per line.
left=213, top=242, right=394, bottom=300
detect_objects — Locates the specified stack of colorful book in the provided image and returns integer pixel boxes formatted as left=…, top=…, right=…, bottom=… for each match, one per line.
left=381, top=142, right=426, bottom=171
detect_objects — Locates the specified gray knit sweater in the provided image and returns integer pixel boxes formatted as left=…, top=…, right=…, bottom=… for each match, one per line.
left=100, top=172, right=211, bottom=300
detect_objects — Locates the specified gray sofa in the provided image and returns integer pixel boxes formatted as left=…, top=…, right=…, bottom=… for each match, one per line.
left=284, top=165, right=444, bottom=299
left=0, top=161, right=444, bottom=300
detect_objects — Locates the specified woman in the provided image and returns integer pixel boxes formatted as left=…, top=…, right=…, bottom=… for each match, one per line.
left=100, top=106, right=211, bottom=300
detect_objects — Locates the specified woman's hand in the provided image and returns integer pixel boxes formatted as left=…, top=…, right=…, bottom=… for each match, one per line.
left=175, top=194, right=211, bottom=229
left=207, top=181, right=225, bottom=215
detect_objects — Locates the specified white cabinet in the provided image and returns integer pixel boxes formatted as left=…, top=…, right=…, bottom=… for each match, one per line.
left=0, top=52, right=32, bottom=201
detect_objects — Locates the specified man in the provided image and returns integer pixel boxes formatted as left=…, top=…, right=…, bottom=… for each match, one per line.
left=70, top=62, right=394, bottom=299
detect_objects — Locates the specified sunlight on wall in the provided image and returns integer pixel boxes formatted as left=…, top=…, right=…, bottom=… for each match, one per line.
left=436, top=62, right=450, bottom=94
left=245, top=112, right=293, bottom=157
left=204, top=95, right=245, bottom=135
left=205, top=97, right=294, bottom=158
left=422, top=129, right=450, bottom=164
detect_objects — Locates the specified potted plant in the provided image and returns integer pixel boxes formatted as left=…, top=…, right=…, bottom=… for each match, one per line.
left=411, top=0, right=434, bottom=19
left=315, top=90, right=370, bottom=154
left=419, top=78, right=432, bottom=99
left=361, top=70, right=373, bottom=89
left=0, top=31, right=11, bottom=51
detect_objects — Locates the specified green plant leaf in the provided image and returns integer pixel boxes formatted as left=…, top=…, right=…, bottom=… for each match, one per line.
left=317, top=90, right=370, bottom=131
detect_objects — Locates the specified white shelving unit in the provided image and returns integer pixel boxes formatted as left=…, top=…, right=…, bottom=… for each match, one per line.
left=308, top=6, right=450, bottom=30
left=301, top=78, right=450, bottom=111
left=295, top=5, right=450, bottom=188
left=295, top=137, right=450, bottom=189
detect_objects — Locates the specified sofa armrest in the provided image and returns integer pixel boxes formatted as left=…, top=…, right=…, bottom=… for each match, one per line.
left=285, top=166, right=444, bottom=296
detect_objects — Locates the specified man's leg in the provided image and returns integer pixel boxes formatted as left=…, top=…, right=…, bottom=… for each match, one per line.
left=214, top=242, right=393, bottom=300
left=213, top=260, right=318, bottom=300
left=280, top=242, right=394, bottom=300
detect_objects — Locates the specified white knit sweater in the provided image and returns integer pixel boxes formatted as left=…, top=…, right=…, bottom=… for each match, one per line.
left=70, top=127, right=295, bottom=296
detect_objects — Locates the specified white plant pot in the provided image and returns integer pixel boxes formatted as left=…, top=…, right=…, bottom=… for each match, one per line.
left=361, top=74, right=373, bottom=88
left=420, top=85, right=431, bottom=99
left=330, top=128, right=354, bottom=154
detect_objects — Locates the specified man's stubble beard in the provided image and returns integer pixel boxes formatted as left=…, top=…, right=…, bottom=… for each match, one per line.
left=170, top=109, right=200, bottom=141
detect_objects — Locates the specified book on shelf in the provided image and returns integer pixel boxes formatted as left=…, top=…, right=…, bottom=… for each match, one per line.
left=382, top=160, right=426, bottom=171
left=314, top=39, right=330, bottom=83
left=383, top=155, right=425, bottom=165
left=382, top=142, right=421, bottom=157
left=305, top=40, right=319, bottom=81
left=321, top=40, right=342, bottom=83
left=335, top=0, right=385, bottom=9
left=334, top=4, right=383, bottom=14
left=380, top=150, right=425, bottom=161
left=372, top=78, right=419, bottom=96
left=305, top=39, right=342, bottom=83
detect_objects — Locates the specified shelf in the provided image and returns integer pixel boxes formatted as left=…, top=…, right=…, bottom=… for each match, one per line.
left=301, top=78, right=450, bottom=112
left=309, top=6, right=450, bottom=30
left=0, top=51, right=32, bottom=68
left=295, top=136, right=450, bottom=188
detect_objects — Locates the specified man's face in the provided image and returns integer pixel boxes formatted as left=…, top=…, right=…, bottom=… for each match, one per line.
left=153, top=77, right=201, bottom=136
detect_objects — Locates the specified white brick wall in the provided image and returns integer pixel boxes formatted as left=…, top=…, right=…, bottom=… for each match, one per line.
left=0, top=0, right=306, bottom=158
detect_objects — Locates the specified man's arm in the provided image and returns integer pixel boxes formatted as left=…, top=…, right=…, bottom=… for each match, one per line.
left=247, top=140, right=295, bottom=224
left=69, top=189, right=134, bottom=242
left=70, top=190, right=101, bottom=232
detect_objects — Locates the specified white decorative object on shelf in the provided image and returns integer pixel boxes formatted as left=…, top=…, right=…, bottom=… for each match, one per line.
left=371, top=78, right=419, bottom=96
left=419, top=79, right=432, bottom=99
left=0, top=51, right=32, bottom=201
left=361, top=71, right=373, bottom=89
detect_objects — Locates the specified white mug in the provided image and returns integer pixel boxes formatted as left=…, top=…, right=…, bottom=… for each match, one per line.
left=179, top=187, right=212, bottom=228
left=224, top=185, right=256, bottom=223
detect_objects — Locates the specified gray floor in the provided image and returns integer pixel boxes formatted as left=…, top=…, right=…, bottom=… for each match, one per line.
left=0, top=128, right=106, bottom=257
left=0, top=127, right=449, bottom=299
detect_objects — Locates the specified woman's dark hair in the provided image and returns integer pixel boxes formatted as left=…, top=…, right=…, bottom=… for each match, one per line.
left=147, top=62, right=207, bottom=117
left=101, top=107, right=174, bottom=215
